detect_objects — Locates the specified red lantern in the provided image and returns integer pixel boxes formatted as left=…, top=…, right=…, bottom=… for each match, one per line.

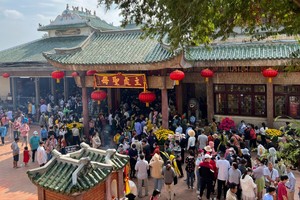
left=139, top=90, right=156, bottom=107
left=51, top=70, right=64, bottom=83
left=262, top=67, right=278, bottom=83
left=200, top=68, right=214, bottom=82
left=86, top=70, right=97, bottom=76
left=91, top=90, right=107, bottom=104
left=2, top=73, right=10, bottom=78
left=169, top=70, right=185, bottom=85
left=71, top=72, right=79, bottom=77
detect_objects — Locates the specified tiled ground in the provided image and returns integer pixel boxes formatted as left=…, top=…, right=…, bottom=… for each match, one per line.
left=0, top=125, right=299, bottom=200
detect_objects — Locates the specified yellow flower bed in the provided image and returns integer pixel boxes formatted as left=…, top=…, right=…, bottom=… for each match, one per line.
left=66, top=122, right=84, bottom=130
left=266, top=129, right=283, bottom=137
left=154, top=129, right=174, bottom=141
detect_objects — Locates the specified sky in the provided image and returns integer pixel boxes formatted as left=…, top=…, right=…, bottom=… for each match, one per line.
left=0, top=0, right=122, bottom=51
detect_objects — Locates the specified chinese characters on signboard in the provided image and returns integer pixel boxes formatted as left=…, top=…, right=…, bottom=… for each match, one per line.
left=94, top=73, right=147, bottom=89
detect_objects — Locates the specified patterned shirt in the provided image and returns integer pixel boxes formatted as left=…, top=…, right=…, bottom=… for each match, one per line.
left=185, top=156, right=195, bottom=172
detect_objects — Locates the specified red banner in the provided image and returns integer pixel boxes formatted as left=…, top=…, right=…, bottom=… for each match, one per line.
left=94, top=73, right=147, bottom=89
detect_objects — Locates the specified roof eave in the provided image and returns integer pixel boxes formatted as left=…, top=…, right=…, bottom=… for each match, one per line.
left=44, top=53, right=184, bottom=71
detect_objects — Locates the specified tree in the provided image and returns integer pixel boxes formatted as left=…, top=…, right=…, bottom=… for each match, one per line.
left=99, top=0, right=300, bottom=49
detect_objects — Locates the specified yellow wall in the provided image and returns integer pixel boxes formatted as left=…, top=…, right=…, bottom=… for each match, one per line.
left=0, top=78, right=10, bottom=100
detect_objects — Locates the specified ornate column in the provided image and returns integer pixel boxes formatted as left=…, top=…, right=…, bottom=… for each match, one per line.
left=35, top=78, right=40, bottom=120
left=50, top=78, right=55, bottom=96
left=175, top=83, right=183, bottom=115
left=80, top=73, right=89, bottom=139
left=106, top=174, right=112, bottom=200
left=161, top=71, right=169, bottom=128
left=63, top=76, right=68, bottom=101
left=117, top=170, right=124, bottom=198
left=206, top=78, right=214, bottom=121
left=266, top=82, right=274, bottom=127
left=11, top=77, right=17, bottom=111
left=107, top=88, right=112, bottom=112
left=115, top=88, right=121, bottom=106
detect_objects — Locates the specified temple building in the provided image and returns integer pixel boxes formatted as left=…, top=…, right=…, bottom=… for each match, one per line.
left=0, top=5, right=300, bottom=129
left=27, top=143, right=129, bottom=200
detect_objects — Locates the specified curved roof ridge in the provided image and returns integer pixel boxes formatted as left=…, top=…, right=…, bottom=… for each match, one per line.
left=44, top=32, right=95, bottom=55
left=188, top=40, right=299, bottom=49
left=94, top=28, right=143, bottom=34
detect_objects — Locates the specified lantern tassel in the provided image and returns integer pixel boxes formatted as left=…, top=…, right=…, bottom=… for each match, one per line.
left=98, top=100, right=100, bottom=105
left=268, top=78, right=272, bottom=83
left=175, top=80, right=179, bottom=85
left=205, top=77, right=208, bottom=82
left=146, top=102, right=149, bottom=107
left=56, top=79, right=60, bottom=83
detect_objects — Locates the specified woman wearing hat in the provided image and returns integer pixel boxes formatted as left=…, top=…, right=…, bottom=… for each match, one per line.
left=198, top=153, right=214, bottom=200
left=187, top=129, right=196, bottom=152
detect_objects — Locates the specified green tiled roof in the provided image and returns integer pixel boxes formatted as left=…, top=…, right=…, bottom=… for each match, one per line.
left=27, top=151, right=112, bottom=195
left=43, top=30, right=175, bottom=65
left=185, top=42, right=300, bottom=61
left=0, top=36, right=87, bottom=63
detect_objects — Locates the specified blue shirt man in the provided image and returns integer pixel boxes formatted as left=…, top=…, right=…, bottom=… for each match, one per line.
left=29, top=131, right=41, bottom=162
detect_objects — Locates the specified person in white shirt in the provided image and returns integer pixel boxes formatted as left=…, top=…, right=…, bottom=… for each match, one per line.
left=264, top=162, right=279, bottom=187
left=40, top=103, right=47, bottom=114
left=259, top=122, right=268, bottom=146
left=37, top=141, right=47, bottom=167
left=135, top=154, right=149, bottom=198
left=240, top=168, right=257, bottom=200
left=216, top=152, right=231, bottom=200
left=286, top=166, right=296, bottom=200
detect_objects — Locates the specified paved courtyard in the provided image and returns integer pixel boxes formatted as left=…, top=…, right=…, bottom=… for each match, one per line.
left=0, top=125, right=299, bottom=200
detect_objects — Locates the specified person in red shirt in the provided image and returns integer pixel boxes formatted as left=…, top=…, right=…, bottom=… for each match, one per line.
left=277, top=175, right=289, bottom=200
left=248, top=124, right=257, bottom=149
left=23, top=146, right=30, bottom=167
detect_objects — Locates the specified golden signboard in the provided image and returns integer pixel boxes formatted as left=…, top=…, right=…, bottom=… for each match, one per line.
left=94, top=73, right=147, bottom=89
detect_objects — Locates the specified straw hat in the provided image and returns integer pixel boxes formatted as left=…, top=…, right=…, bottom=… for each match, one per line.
left=204, top=145, right=213, bottom=152
left=187, top=129, right=195, bottom=137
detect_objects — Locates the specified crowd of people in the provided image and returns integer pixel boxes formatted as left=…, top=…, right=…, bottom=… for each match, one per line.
left=112, top=113, right=300, bottom=200
left=1, top=91, right=300, bottom=200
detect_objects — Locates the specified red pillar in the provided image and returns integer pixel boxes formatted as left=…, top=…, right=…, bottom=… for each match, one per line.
left=206, top=78, right=214, bottom=121
left=175, top=83, right=183, bottom=114
left=266, top=82, right=274, bottom=127
left=161, top=88, right=169, bottom=129
left=80, top=74, right=89, bottom=139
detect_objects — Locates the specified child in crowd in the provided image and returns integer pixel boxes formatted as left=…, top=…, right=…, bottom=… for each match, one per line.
left=150, top=189, right=160, bottom=200
left=23, top=146, right=30, bottom=167
left=263, top=186, right=276, bottom=200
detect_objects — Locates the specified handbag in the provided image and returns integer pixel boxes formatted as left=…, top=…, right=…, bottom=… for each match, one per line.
left=173, top=175, right=178, bottom=185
